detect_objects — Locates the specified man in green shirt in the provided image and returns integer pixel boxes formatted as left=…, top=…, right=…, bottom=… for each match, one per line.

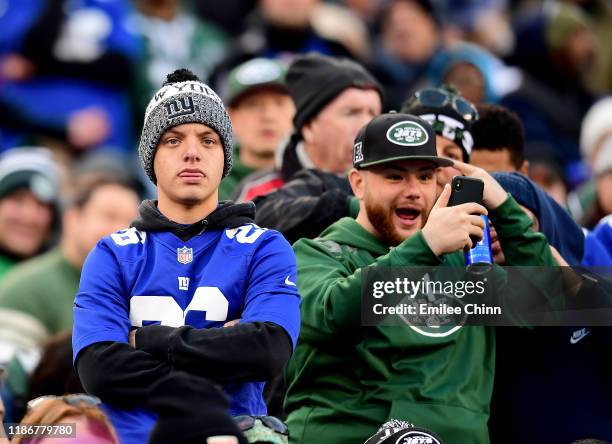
left=0, top=177, right=139, bottom=359
left=220, top=58, right=295, bottom=200
left=0, top=147, right=60, bottom=282
left=284, top=113, right=558, bottom=444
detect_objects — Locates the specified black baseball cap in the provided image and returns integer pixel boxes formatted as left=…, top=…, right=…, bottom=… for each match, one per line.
left=353, top=113, right=454, bottom=169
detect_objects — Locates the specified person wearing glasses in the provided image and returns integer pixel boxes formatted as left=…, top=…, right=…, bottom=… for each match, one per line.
left=10, top=394, right=118, bottom=444
left=72, top=69, right=300, bottom=444
left=401, top=85, right=479, bottom=195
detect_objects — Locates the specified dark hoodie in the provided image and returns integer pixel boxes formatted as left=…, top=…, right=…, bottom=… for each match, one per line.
left=76, top=200, right=292, bottom=410
left=489, top=173, right=612, bottom=443
left=492, top=172, right=584, bottom=264
left=131, top=199, right=257, bottom=241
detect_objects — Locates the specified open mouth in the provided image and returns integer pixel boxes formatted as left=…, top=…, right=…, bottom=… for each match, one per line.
left=395, top=207, right=421, bottom=221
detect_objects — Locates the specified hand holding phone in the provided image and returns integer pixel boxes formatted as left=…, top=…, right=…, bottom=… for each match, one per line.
left=422, top=183, right=487, bottom=256
left=451, top=161, right=509, bottom=209
left=448, top=176, right=494, bottom=272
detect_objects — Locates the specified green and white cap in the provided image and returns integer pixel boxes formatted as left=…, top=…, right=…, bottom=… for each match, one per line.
left=0, top=147, right=59, bottom=203
left=225, top=58, right=288, bottom=107
left=353, top=113, right=454, bottom=169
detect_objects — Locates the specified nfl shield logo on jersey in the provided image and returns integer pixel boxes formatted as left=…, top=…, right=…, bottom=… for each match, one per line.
left=177, top=246, right=193, bottom=264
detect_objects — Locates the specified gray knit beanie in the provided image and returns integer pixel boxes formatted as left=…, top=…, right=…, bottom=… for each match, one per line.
left=138, top=69, right=233, bottom=184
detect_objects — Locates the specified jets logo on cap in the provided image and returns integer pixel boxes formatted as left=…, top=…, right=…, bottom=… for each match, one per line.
left=236, top=59, right=282, bottom=85
left=386, top=121, right=429, bottom=146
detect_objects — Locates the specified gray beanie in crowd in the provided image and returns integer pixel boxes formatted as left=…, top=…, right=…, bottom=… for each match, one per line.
left=138, top=69, right=233, bottom=184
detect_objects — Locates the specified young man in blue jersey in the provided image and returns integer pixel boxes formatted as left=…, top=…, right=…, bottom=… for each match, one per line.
left=72, top=69, right=301, bottom=444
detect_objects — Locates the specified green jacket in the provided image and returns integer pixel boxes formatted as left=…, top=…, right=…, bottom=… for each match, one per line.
left=0, top=247, right=80, bottom=347
left=0, top=253, right=17, bottom=282
left=285, top=196, right=556, bottom=444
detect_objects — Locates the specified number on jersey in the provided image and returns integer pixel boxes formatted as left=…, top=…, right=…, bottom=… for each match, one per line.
left=130, top=287, right=229, bottom=327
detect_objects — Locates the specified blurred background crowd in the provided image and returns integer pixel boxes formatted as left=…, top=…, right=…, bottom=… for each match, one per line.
left=0, top=0, right=611, bottom=442
left=1, top=0, right=612, bottom=203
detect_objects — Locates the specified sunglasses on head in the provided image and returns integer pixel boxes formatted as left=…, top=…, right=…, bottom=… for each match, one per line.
left=415, top=88, right=478, bottom=122
left=234, top=415, right=288, bottom=435
left=27, top=394, right=102, bottom=412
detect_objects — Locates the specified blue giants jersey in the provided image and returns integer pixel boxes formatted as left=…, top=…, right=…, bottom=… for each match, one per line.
left=72, top=223, right=300, bottom=444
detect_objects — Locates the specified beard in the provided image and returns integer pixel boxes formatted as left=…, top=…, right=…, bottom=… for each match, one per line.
left=365, top=198, right=428, bottom=247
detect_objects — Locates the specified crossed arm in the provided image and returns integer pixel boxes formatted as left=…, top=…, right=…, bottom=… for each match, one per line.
left=74, top=234, right=299, bottom=409
left=76, top=322, right=292, bottom=409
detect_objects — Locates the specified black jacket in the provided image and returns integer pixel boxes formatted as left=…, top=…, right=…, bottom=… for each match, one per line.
left=76, top=201, right=292, bottom=409
left=254, top=169, right=356, bottom=244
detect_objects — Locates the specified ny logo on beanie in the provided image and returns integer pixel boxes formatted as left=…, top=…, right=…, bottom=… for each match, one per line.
left=163, top=97, right=198, bottom=119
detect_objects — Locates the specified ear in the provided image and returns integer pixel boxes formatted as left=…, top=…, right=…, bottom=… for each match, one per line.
left=348, top=168, right=366, bottom=200
left=301, top=120, right=314, bottom=145
left=519, top=159, right=529, bottom=175
left=62, top=207, right=79, bottom=232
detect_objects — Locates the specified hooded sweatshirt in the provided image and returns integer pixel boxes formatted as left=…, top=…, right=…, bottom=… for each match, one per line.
left=73, top=200, right=300, bottom=444
left=492, top=172, right=584, bottom=264
left=490, top=174, right=612, bottom=443
left=285, top=195, right=557, bottom=444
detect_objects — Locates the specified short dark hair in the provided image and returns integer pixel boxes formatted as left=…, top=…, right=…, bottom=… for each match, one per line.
left=381, top=0, right=441, bottom=27
left=70, top=176, right=138, bottom=210
left=472, top=104, right=525, bottom=169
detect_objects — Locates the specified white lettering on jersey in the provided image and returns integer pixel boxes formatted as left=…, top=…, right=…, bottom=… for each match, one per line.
left=110, top=227, right=146, bottom=246
left=185, top=287, right=228, bottom=322
left=130, top=287, right=229, bottom=327
left=178, top=277, right=190, bottom=291
left=225, top=224, right=267, bottom=244
left=130, top=296, right=184, bottom=327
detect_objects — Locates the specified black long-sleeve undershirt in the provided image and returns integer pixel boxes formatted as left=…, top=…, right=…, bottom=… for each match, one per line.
left=76, top=322, right=292, bottom=408
left=136, top=321, right=292, bottom=382
left=76, top=342, right=171, bottom=408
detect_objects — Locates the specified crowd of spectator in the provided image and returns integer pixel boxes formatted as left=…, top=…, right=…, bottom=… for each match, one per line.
left=1, top=0, right=612, bottom=443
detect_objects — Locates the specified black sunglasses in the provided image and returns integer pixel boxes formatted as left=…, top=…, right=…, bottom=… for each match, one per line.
left=415, top=88, right=478, bottom=122
left=234, top=415, right=289, bottom=435
left=27, top=394, right=102, bottom=411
